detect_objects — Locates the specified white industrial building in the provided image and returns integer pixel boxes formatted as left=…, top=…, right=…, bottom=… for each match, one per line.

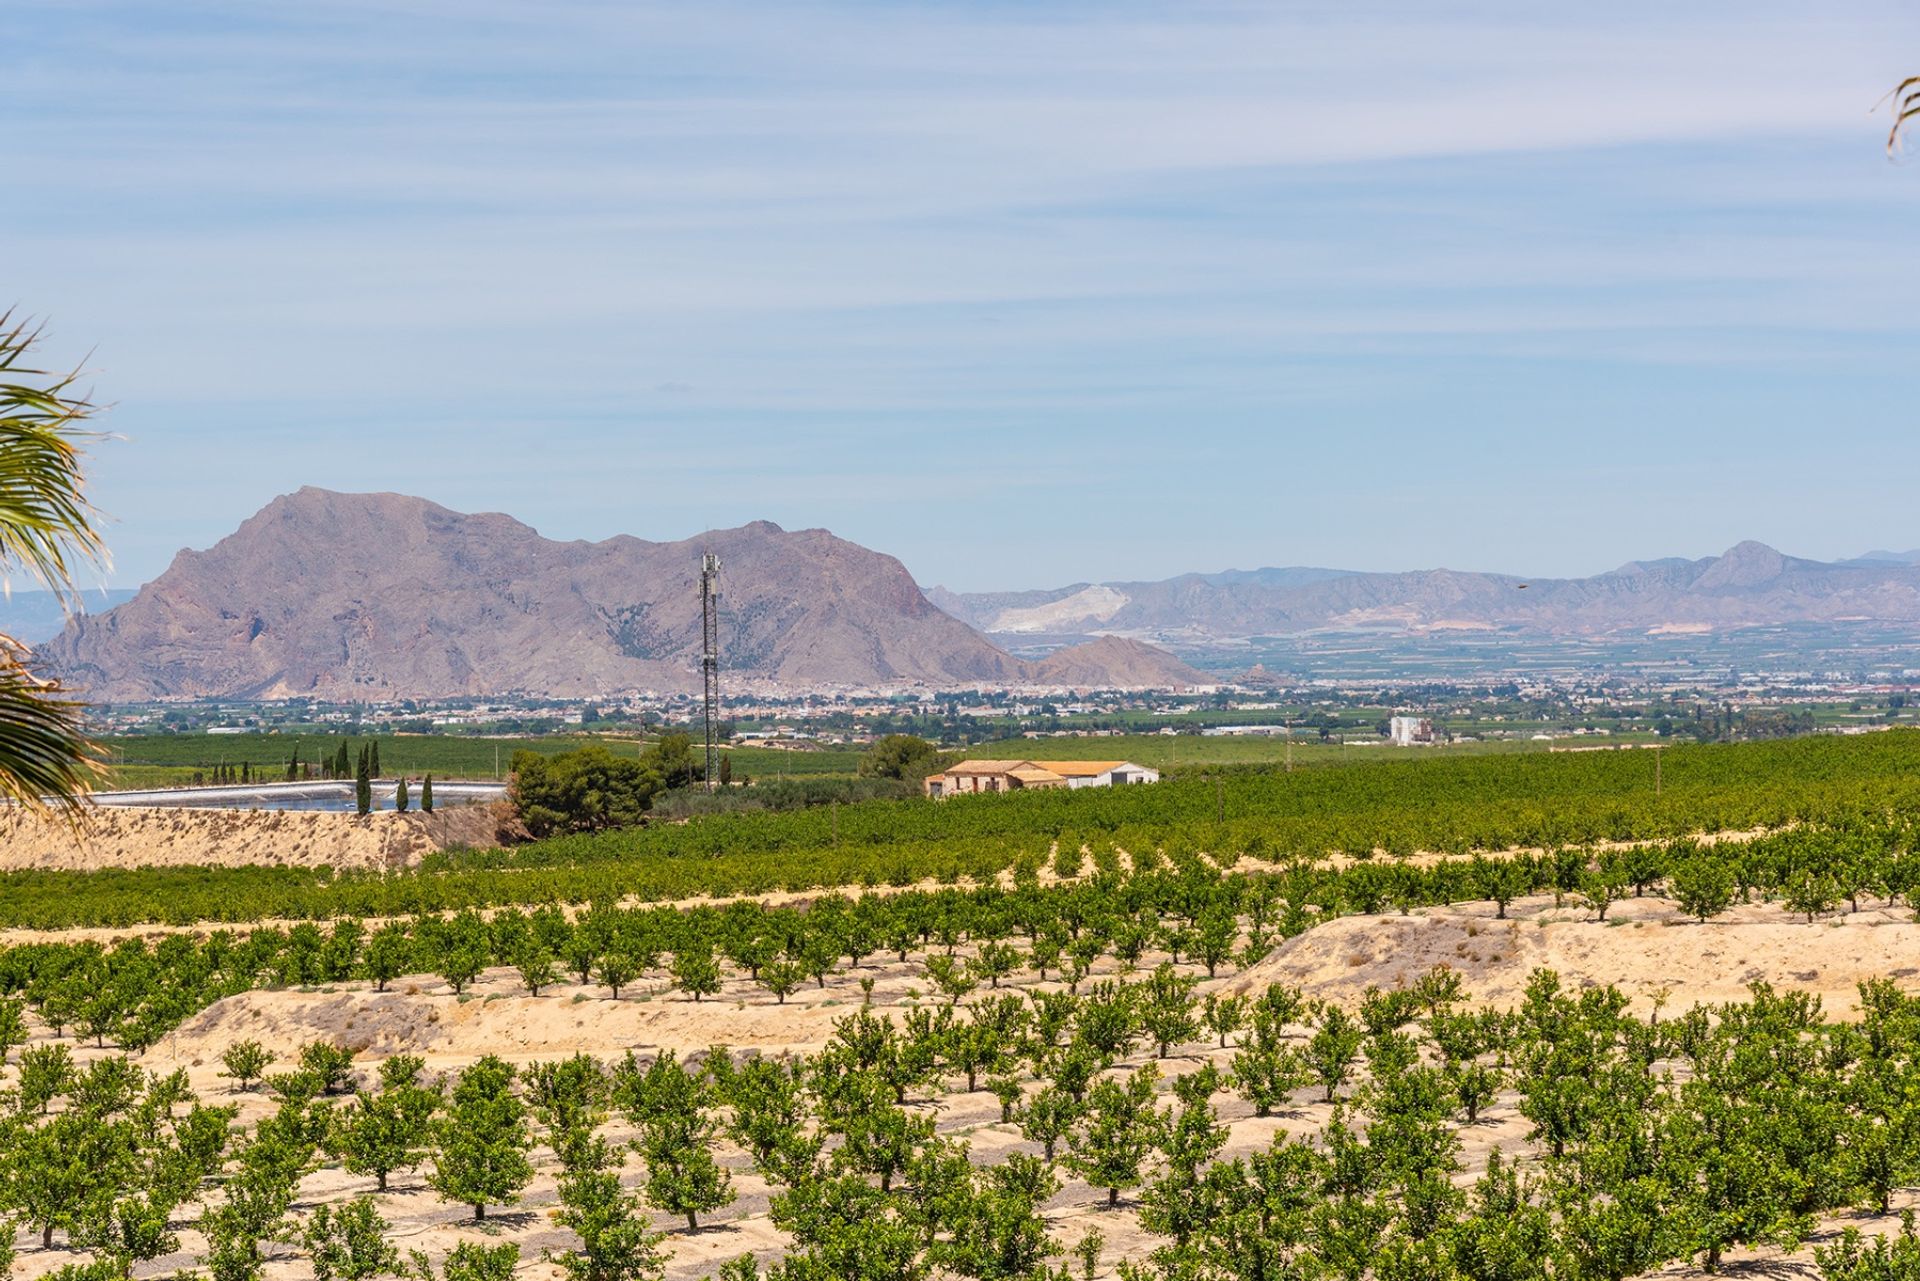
left=1388, top=715, right=1434, bottom=747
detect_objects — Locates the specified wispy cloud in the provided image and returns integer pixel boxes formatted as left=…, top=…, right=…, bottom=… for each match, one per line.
left=6, top=1, right=1920, bottom=588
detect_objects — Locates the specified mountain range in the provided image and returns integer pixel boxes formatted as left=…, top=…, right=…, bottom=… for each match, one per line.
left=26, top=491, right=1920, bottom=701
left=928, top=542, right=1920, bottom=643
left=33, top=489, right=1204, bottom=700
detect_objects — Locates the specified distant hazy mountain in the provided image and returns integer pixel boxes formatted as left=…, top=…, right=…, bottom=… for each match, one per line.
left=37, top=489, right=1202, bottom=700
left=932, top=540, right=1920, bottom=641
left=0, top=588, right=137, bottom=646
left=1025, top=635, right=1208, bottom=687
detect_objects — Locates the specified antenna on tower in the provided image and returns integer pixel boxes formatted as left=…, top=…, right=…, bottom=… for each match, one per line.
left=699, top=552, right=721, bottom=793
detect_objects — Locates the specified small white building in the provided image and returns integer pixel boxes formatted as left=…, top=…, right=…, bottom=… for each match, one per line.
left=1388, top=715, right=1434, bottom=747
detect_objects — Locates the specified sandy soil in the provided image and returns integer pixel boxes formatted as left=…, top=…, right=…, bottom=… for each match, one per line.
left=1232, top=891, right=1920, bottom=1019
left=0, top=803, right=503, bottom=872
left=9, top=884, right=1919, bottom=1279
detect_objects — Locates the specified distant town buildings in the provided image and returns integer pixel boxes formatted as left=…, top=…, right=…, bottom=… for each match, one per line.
left=925, top=759, right=1161, bottom=798
left=1388, top=715, right=1434, bottom=746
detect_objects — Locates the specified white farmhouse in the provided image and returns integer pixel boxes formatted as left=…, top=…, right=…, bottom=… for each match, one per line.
left=924, top=759, right=1161, bottom=798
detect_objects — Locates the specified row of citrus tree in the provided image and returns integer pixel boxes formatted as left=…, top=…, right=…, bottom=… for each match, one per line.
left=6, top=828, right=1918, bottom=1061
left=8, top=961, right=1920, bottom=1280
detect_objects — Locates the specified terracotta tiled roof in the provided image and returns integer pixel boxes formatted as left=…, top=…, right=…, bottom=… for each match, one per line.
left=938, top=759, right=1037, bottom=775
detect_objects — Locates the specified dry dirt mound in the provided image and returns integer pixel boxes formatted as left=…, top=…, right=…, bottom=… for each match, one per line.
left=1228, top=898, right=1920, bottom=1017
left=163, top=982, right=854, bottom=1071
left=0, top=802, right=502, bottom=872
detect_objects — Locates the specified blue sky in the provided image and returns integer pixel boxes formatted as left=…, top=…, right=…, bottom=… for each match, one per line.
left=7, top=1, right=1920, bottom=594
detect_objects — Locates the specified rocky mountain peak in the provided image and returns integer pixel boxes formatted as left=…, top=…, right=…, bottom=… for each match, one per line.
left=1694, top=540, right=1789, bottom=590
left=36, top=491, right=1199, bottom=699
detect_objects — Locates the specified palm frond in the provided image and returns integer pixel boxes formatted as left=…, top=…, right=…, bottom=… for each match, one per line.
left=0, top=637, right=101, bottom=822
left=0, top=310, right=107, bottom=604
left=1885, top=77, right=1920, bottom=155
left=0, top=312, right=108, bottom=819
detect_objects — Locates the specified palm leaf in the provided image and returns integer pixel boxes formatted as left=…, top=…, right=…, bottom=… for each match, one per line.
left=1885, top=77, right=1920, bottom=154
left=0, top=636, right=100, bottom=821
left=0, top=311, right=106, bottom=604
left=0, top=311, right=108, bottom=820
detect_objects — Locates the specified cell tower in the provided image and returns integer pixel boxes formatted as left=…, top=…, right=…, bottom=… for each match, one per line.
left=699, top=552, right=721, bottom=793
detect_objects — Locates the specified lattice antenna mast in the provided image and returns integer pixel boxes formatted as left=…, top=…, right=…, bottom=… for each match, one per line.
left=699, top=552, right=721, bottom=793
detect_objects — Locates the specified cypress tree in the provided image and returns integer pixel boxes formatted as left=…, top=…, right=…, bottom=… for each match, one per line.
left=395, top=778, right=410, bottom=813
left=370, top=740, right=381, bottom=778
left=356, top=751, right=372, bottom=817
left=287, top=747, right=300, bottom=783
left=242, top=761, right=251, bottom=785
left=421, top=775, right=434, bottom=814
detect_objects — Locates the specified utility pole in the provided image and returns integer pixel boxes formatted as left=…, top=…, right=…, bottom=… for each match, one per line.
left=700, top=552, right=722, bottom=793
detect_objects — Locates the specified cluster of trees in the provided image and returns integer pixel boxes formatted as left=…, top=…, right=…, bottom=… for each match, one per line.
left=10, top=962, right=1920, bottom=1279
left=325, top=740, right=379, bottom=783
left=858, top=734, right=954, bottom=783
left=509, top=735, right=701, bottom=836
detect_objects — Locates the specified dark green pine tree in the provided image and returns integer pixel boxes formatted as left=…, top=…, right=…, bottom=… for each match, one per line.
left=395, top=777, right=410, bottom=813
left=421, top=775, right=434, bottom=814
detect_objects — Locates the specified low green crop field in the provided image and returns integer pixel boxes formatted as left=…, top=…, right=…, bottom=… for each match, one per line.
left=99, top=731, right=622, bottom=781
left=724, top=745, right=864, bottom=777
left=969, top=732, right=1663, bottom=772
left=95, top=732, right=864, bottom=787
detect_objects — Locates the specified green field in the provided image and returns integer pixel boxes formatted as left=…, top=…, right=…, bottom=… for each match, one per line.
left=96, top=731, right=862, bottom=787
left=970, top=731, right=1662, bottom=772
